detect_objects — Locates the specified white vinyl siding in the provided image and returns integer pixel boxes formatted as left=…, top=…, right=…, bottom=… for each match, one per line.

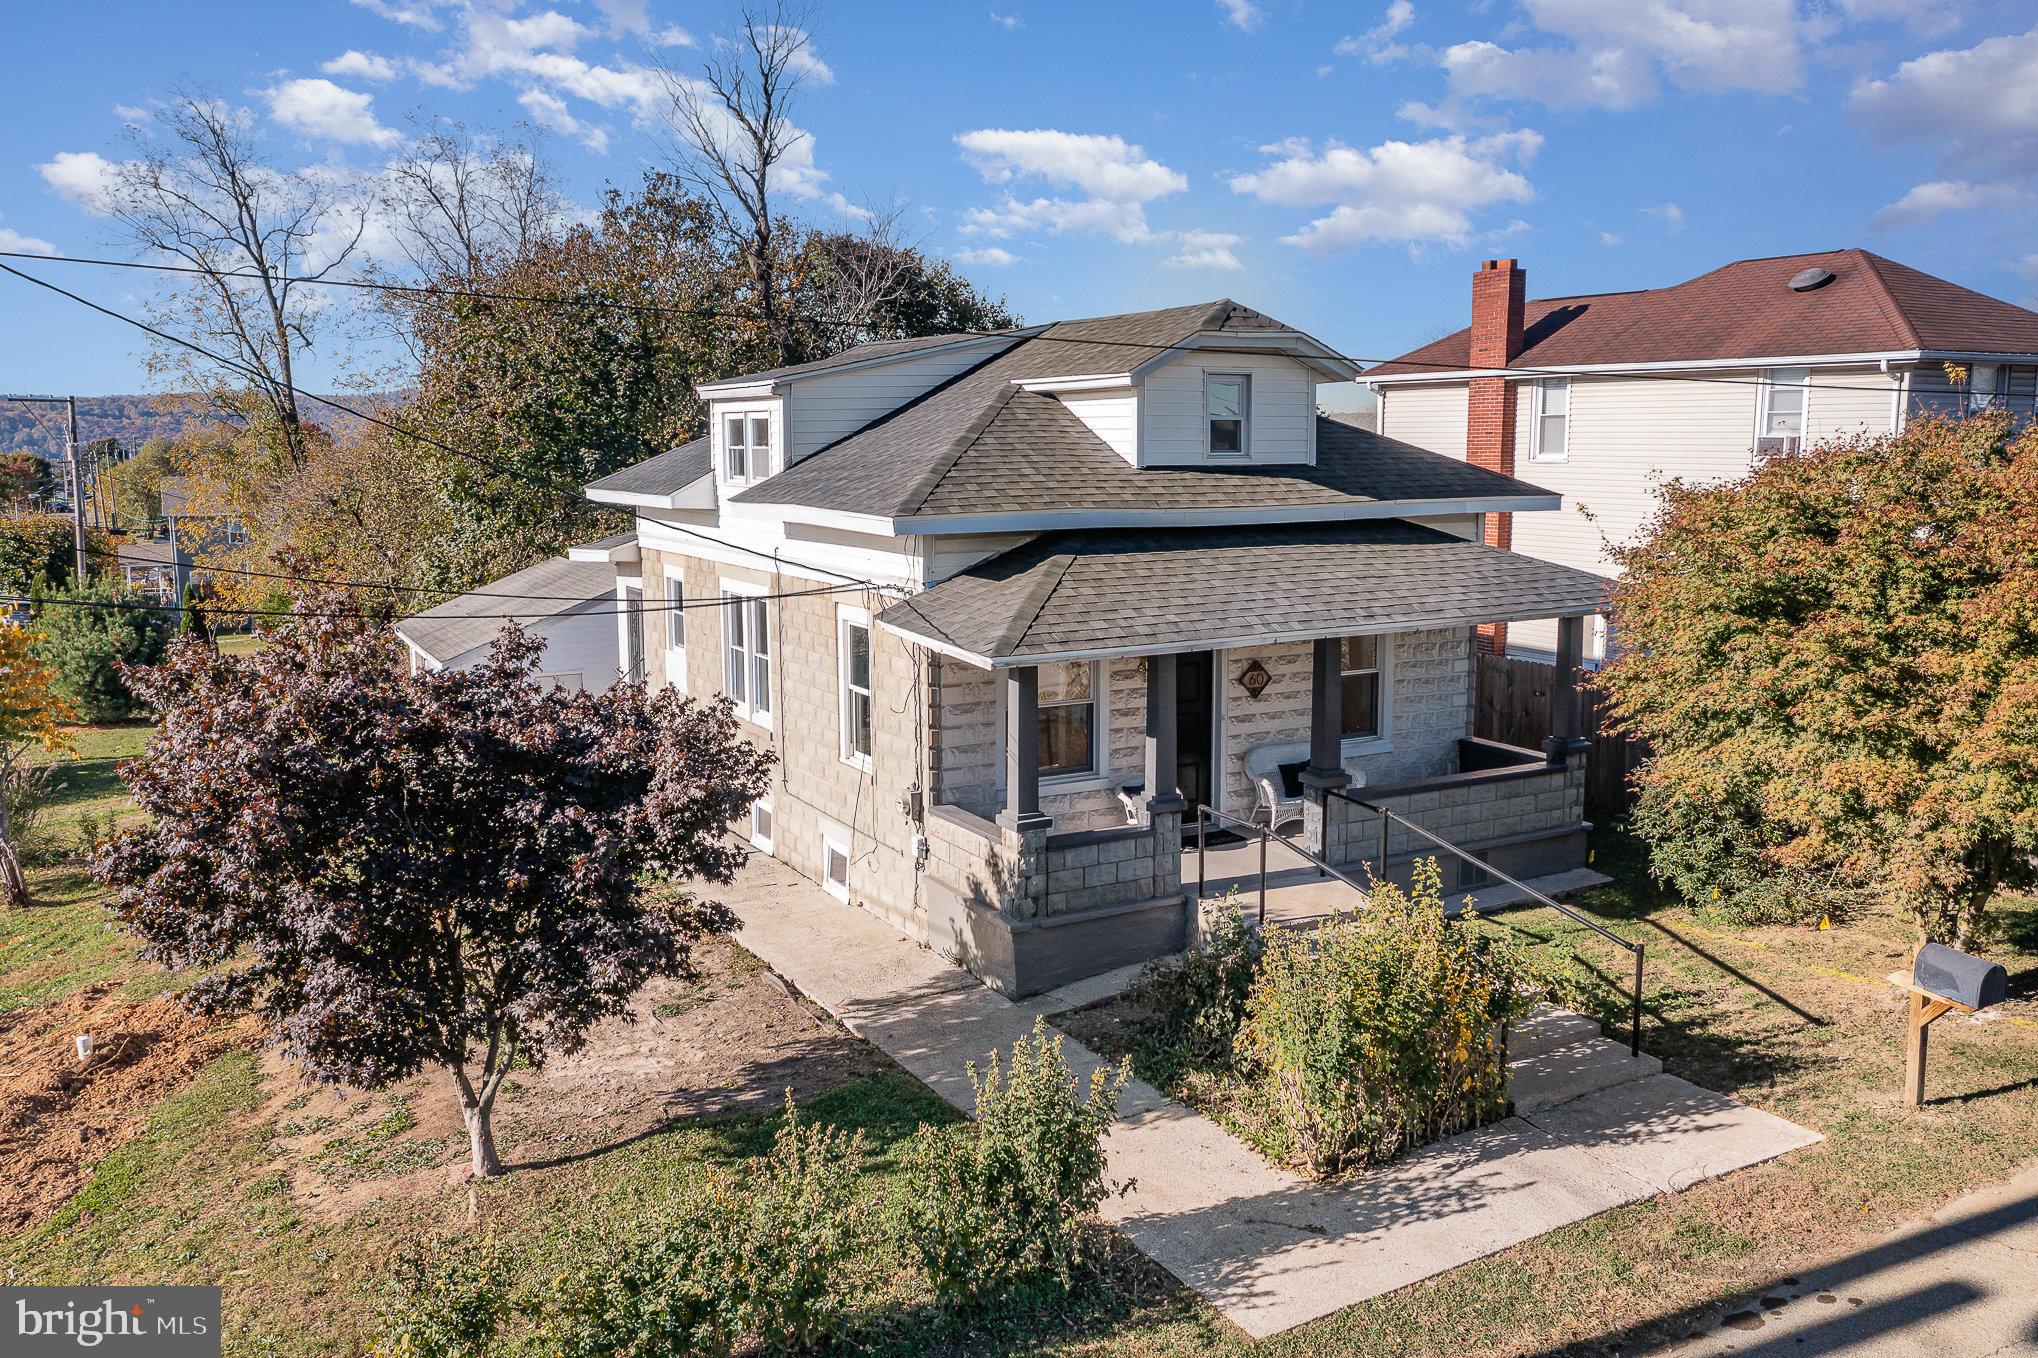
left=1140, top=352, right=1314, bottom=464
left=1374, top=382, right=1469, bottom=460
left=781, top=342, right=1016, bottom=463
left=1806, top=367, right=1903, bottom=441
left=1057, top=388, right=1138, bottom=463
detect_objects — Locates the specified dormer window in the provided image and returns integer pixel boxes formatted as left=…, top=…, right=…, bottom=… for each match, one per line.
left=723, top=411, right=772, bottom=485
left=1205, top=374, right=1250, bottom=455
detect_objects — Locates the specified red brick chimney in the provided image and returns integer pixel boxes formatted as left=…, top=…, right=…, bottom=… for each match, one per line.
left=1467, top=258, right=1525, bottom=655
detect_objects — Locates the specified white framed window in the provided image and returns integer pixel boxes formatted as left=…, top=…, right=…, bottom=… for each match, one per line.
left=1037, top=660, right=1099, bottom=780
left=1968, top=362, right=2006, bottom=413
left=821, top=836, right=850, bottom=901
left=720, top=582, right=771, bottom=725
left=838, top=606, right=873, bottom=771
left=721, top=409, right=773, bottom=486
left=1339, top=635, right=1386, bottom=742
left=750, top=793, right=773, bottom=853
left=1757, top=368, right=1810, bottom=443
left=1529, top=377, right=1569, bottom=461
left=618, top=580, right=646, bottom=683
left=1205, top=373, right=1250, bottom=455
left=662, top=565, right=686, bottom=689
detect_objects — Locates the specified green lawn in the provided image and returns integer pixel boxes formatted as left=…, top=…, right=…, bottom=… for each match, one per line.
left=4, top=737, right=2035, bottom=1357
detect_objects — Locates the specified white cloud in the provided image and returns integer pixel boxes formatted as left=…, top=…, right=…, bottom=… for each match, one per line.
left=1162, top=229, right=1244, bottom=270
left=1836, top=0, right=1968, bottom=38
left=957, top=129, right=1186, bottom=203
left=263, top=78, right=401, bottom=146
left=38, top=151, right=120, bottom=213
left=2012, top=252, right=2038, bottom=284
left=322, top=49, right=398, bottom=81
left=1600, top=231, right=1624, bottom=245
left=1438, top=0, right=1815, bottom=111
left=112, top=102, right=149, bottom=122
left=963, top=196, right=1153, bottom=243
left=1335, top=1, right=1417, bottom=64
left=1872, top=179, right=2031, bottom=228
left=1217, top=0, right=1264, bottom=32
left=586, top=0, right=688, bottom=43
left=1230, top=130, right=1539, bottom=251
left=955, top=245, right=1018, bottom=266
left=519, top=88, right=609, bottom=154
left=989, top=9, right=1023, bottom=29
left=0, top=222, right=55, bottom=255
left=1641, top=201, right=1686, bottom=231
left=349, top=0, right=444, bottom=30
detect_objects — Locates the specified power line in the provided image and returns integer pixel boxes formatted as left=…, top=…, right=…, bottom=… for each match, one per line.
left=0, top=261, right=885, bottom=591
left=17, top=577, right=876, bottom=621
left=0, top=248, right=1987, bottom=398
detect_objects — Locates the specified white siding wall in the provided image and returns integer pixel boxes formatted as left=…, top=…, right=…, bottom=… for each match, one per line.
left=1058, top=388, right=1139, bottom=464
left=1376, top=383, right=1469, bottom=460
left=1806, top=367, right=1902, bottom=443
left=783, top=342, right=1011, bottom=462
left=531, top=606, right=626, bottom=692
left=1140, top=352, right=1316, bottom=465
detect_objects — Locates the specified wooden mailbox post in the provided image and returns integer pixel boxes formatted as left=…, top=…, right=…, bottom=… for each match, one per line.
left=1890, top=942, right=2008, bottom=1108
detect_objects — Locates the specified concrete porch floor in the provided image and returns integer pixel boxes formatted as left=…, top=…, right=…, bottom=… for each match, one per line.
left=1192, top=830, right=1613, bottom=924
left=723, top=853, right=1821, bottom=1340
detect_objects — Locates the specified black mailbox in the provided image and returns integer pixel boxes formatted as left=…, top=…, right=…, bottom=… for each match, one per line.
left=1913, top=943, right=2007, bottom=1011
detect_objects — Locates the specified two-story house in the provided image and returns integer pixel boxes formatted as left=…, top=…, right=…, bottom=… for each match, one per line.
left=1366, top=250, right=2038, bottom=662
left=585, top=301, right=1610, bottom=995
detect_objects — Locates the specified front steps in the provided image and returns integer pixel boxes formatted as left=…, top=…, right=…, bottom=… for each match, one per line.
left=1507, top=1004, right=1662, bottom=1113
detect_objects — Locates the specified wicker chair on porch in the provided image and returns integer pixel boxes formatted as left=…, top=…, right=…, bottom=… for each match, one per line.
left=1244, top=742, right=1311, bottom=836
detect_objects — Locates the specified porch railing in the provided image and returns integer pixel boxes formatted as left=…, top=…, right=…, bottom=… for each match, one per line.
left=1193, top=804, right=1373, bottom=926
left=1330, top=787, right=1645, bottom=1058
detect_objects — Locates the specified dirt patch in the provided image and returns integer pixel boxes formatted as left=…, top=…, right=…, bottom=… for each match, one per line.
left=271, top=934, right=892, bottom=1216
left=0, top=983, right=254, bottom=1231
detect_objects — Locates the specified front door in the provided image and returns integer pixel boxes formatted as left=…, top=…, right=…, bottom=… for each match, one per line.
left=1175, top=651, right=1216, bottom=813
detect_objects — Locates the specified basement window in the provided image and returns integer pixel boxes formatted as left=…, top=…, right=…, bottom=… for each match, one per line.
left=822, top=837, right=851, bottom=901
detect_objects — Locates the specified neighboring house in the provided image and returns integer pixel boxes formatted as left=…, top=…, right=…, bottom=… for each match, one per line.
left=1366, top=250, right=2038, bottom=662
left=585, top=301, right=1608, bottom=996
left=154, top=475, right=249, bottom=601
left=112, top=537, right=190, bottom=604
left=396, top=544, right=631, bottom=693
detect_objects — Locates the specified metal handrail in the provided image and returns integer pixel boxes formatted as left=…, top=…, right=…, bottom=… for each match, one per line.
left=1329, top=787, right=1646, bottom=1058
left=1193, top=803, right=1374, bottom=926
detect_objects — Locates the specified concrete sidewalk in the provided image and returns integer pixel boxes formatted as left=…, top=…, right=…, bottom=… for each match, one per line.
left=724, top=857, right=1821, bottom=1340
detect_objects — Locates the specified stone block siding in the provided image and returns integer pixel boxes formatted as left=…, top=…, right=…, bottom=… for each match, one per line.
left=642, top=545, right=927, bottom=939
left=1219, top=627, right=1474, bottom=815
left=922, top=805, right=1180, bottom=921
left=1320, top=759, right=1586, bottom=871
left=928, top=655, right=999, bottom=820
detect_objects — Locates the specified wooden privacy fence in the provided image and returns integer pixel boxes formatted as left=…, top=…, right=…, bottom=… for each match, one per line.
left=1473, top=652, right=1644, bottom=815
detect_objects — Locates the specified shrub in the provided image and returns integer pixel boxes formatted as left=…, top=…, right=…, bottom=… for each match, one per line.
left=901, top=1018, right=1127, bottom=1304
left=30, top=576, right=171, bottom=719
left=4, top=763, right=63, bottom=868
left=1235, top=860, right=1540, bottom=1177
left=1126, top=890, right=1264, bottom=1081
left=547, top=1097, right=867, bottom=1356
left=0, top=515, right=100, bottom=597
left=371, top=1237, right=513, bottom=1358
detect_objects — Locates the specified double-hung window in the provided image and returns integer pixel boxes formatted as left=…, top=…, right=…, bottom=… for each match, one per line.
left=662, top=567, right=686, bottom=687
left=723, top=411, right=772, bottom=485
left=1339, top=636, right=1383, bottom=741
left=1036, top=661, right=1098, bottom=779
left=1205, top=374, right=1250, bottom=455
left=722, top=590, right=770, bottom=722
left=621, top=583, right=646, bottom=683
left=839, top=610, right=873, bottom=769
left=1758, top=368, right=1809, bottom=443
left=1530, top=377, right=1570, bottom=461
left=1968, top=363, right=2007, bottom=414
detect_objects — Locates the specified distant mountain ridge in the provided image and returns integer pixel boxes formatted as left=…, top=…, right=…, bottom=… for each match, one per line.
left=0, top=393, right=379, bottom=459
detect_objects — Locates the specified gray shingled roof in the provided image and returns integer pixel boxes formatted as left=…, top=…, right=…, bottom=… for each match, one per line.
left=731, top=301, right=1472, bottom=521
left=584, top=437, right=710, bottom=500
left=396, top=555, right=617, bottom=664
left=876, top=520, right=1609, bottom=664
left=704, top=331, right=1022, bottom=388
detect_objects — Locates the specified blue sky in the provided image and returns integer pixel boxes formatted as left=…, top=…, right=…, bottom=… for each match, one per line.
left=3, top=0, right=2037, bottom=399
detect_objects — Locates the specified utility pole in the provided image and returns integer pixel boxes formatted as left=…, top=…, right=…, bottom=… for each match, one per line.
left=0, top=394, right=88, bottom=581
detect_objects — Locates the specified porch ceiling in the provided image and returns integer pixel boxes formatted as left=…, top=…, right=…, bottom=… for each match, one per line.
left=875, top=520, right=1610, bottom=667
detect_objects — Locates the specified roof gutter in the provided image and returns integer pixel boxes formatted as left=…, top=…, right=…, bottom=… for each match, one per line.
left=737, top=494, right=1559, bottom=538
left=1364, top=349, right=1930, bottom=384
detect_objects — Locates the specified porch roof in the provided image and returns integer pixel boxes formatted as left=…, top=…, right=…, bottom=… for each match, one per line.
left=875, top=520, right=1609, bottom=667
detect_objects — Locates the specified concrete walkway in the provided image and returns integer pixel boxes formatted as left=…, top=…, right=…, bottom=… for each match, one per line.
left=1643, top=1160, right=2038, bottom=1357
left=723, top=857, right=1821, bottom=1340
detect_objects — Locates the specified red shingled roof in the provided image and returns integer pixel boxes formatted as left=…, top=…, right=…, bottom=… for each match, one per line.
left=1367, top=249, right=2038, bottom=377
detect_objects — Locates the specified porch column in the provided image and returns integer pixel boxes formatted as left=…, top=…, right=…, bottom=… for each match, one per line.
left=998, top=665, right=1052, bottom=832
left=1544, top=614, right=1585, bottom=767
left=1143, top=653, right=1184, bottom=815
left=1301, top=637, right=1352, bottom=793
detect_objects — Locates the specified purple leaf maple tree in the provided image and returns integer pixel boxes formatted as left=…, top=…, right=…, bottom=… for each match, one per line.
left=95, top=597, right=773, bottom=1176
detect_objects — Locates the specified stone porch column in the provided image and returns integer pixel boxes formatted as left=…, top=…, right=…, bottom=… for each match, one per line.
left=1544, top=614, right=1586, bottom=767
left=999, top=665, right=1052, bottom=832
left=1143, top=652, right=1184, bottom=817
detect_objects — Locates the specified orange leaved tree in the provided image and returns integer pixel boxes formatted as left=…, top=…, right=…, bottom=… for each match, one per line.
left=0, top=623, right=78, bottom=906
